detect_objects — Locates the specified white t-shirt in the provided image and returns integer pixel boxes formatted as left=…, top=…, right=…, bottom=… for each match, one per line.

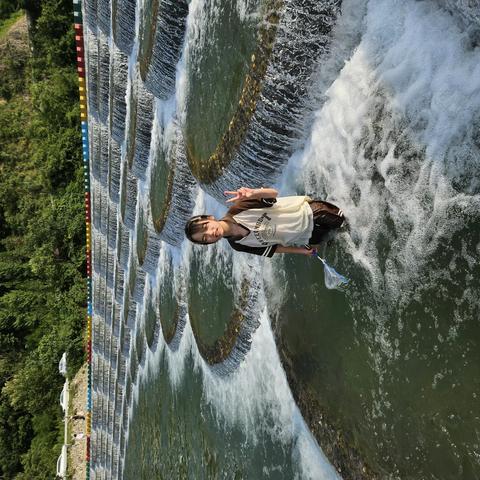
left=223, top=196, right=313, bottom=257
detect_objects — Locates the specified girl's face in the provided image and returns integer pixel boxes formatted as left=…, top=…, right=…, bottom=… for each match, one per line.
left=191, top=217, right=224, bottom=244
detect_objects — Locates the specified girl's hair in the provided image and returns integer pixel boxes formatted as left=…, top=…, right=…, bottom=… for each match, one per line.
left=184, top=215, right=213, bottom=245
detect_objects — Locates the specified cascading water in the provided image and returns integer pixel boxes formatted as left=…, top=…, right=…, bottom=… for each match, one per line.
left=138, top=0, right=189, bottom=99
left=86, top=0, right=480, bottom=478
left=110, top=47, right=129, bottom=144
left=96, top=0, right=110, bottom=36
left=112, top=0, right=136, bottom=55
left=97, top=33, right=110, bottom=124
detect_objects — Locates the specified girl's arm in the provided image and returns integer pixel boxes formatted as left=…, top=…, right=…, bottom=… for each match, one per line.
left=275, top=245, right=312, bottom=256
left=224, top=187, right=278, bottom=203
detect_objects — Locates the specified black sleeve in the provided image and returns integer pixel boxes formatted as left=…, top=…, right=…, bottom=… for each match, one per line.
left=260, top=197, right=276, bottom=206
left=228, top=240, right=278, bottom=258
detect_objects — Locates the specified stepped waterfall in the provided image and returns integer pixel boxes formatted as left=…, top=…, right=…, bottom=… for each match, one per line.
left=86, top=0, right=480, bottom=478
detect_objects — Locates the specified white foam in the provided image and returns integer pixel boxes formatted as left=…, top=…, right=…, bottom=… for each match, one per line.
left=298, top=0, right=480, bottom=294
left=366, top=1, right=480, bottom=159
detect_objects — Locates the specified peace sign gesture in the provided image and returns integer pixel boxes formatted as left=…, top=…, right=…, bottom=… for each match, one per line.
left=224, top=187, right=278, bottom=203
left=224, top=187, right=256, bottom=203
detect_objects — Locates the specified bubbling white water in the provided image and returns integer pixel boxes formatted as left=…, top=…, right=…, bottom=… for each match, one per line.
left=298, top=0, right=480, bottom=296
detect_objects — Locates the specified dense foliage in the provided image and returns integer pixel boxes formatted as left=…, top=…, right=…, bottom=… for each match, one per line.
left=0, top=1, right=22, bottom=22
left=0, top=1, right=85, bottom=478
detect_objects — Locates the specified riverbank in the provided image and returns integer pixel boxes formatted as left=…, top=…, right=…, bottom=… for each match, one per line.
left=0, top=10, right=25, bottom=40
left=67, top=364, right=88, bottom=480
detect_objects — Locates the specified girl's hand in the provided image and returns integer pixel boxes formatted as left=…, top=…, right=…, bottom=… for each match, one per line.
left=275, top=246, right=315, bottom=256
left=224, top=187, right=256, bottom=203
left=224, top=187, right=278, bottom=203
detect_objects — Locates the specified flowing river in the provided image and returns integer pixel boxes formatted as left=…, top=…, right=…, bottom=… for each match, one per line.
left=86, top=0, right=480, bottom=478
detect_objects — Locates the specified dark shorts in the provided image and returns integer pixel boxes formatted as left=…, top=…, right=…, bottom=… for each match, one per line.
left=308, top=200, right=345, bottom=245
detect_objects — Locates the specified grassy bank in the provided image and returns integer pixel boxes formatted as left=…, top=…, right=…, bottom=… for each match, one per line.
left=0, top=10, right=24, bottom=39
left=67, top=364, right=87, bottom=480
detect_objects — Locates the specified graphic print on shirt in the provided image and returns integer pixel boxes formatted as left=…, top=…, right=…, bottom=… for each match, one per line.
left=253, top=213, right=277, bottom=245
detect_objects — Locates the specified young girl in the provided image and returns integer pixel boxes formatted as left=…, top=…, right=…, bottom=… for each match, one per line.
left=185, top=187, right=345, bottom=257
